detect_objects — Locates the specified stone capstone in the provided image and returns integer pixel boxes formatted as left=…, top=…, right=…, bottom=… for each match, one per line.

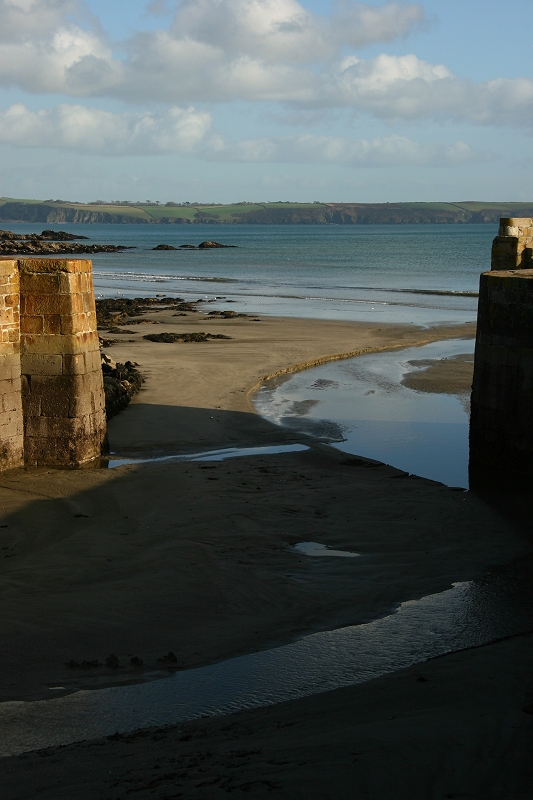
left=491, top=217, right=533, bottom=271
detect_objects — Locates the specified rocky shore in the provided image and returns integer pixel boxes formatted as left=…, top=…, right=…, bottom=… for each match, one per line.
left=0, top=228, right=133, bottom=255
left=95, top=296, right=204, bottom=328
left=101, top=354, right=144, bottom=419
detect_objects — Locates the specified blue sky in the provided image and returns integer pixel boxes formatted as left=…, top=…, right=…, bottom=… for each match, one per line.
left=0, top=0, right=531, bottom=203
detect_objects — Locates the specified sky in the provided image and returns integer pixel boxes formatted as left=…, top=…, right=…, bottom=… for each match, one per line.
left=0, top=0, right=532, bottom=203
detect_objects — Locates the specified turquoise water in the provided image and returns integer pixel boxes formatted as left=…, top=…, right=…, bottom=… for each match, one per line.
left=4, top=222, right=491, bottom=324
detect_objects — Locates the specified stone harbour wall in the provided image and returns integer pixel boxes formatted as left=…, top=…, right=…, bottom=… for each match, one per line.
left=470, top=266, right=533, bottom=484
left=0, top=258, right=106, bottom=470
left=491, top=217, right=533, bottom=271
left=0, top=260, right=24, bottom=470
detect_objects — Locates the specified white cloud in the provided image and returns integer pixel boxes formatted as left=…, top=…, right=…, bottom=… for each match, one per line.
left=115, top=1, right=425, bottom=102
left=0, top=0, right=76, bottom=42
left=0, top=103, right=212, bottom=153
left=0, top=102, right=491, bottom=167
left=0, top=0, right=531, bottom=133
left=206, top=132, right=492, bottom=167
left=322, top=54, right=533, bottom=127
left=0, top=0, right=119, bottom=94
left=167, top=0, right=424, bottom=63
left=0, top=0, right=425, bottom=99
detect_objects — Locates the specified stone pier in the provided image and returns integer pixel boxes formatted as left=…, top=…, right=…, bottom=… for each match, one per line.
left=0, top=258, right=106, bottom=470
left=491, top=217, right=533, bottom=271
left=0, top=261, right=23, bottom=470
left=470, top=222, right=533, bottom=484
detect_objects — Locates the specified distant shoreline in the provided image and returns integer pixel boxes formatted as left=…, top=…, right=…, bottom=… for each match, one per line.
left=1, top=198, right=532, bottom=226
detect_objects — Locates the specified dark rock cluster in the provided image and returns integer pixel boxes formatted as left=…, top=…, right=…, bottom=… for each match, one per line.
left=152, top=241, right=237, bottom=250
left=96, top=296, right=183, bottom=327
left=0, top=228, right=88, bottom=241
left=198, top=240, right=237, bottom=248
left=207, top=310, right=248, bottom=318
left=0, top=228, right=133, bottom=255
left=67, top=652, right=176, bottom=671
left=101, top=353, right=144, bottom=419
left=143, top=331, right=231, bottom=343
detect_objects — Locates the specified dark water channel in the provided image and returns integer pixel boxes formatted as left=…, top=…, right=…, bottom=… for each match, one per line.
left=2, top=339, right=532, bottom=758
left=1, top=556, right=532, bottom=757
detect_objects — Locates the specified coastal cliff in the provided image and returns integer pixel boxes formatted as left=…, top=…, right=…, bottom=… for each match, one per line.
left=2, top=198, right=533, bottom=225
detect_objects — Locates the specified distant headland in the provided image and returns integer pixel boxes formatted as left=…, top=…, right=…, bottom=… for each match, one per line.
left=1, top=197, right=533, bottom=225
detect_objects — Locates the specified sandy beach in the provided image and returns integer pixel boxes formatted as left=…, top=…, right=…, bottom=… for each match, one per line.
left=0, top=308, right=532, bottom=797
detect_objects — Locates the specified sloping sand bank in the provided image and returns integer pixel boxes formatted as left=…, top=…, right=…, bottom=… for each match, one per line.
left=0, top=311, right=531, bottom=796
left=2, top=633, right=532, bottom=798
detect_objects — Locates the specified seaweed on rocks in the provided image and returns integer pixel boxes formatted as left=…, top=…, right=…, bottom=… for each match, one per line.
left=207, top=310, right=248, bottom=318
left=96, top=296, right=187, bottom=327
left=0, top=228, right=133, bottom=255
left=143, top=332, right=231, bottom=343
left=101, top=353, right=144, bottom=419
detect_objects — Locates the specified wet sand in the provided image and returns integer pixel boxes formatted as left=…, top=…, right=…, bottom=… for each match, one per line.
left=2, top=632, right=532, bottom=798
left=402, top=351, right=475, bottom=396
left=1, top=310, right=532, bottom=797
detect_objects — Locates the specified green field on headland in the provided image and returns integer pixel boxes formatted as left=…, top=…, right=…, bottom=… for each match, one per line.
left=1, top=197, right=532, bottom=225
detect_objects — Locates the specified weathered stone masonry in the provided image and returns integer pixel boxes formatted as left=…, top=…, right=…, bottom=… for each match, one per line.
left=470, top=218, right=533, bottom=483
left=491, top=217, right=533, bottom=271
left=0, top=258, right=106, bottom=470
left=0, top=261, right=23, bottom=469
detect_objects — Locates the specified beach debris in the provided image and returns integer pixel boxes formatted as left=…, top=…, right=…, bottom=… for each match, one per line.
left=157, top=651, right=178, bottom=663
left=67, top=659, right=102, bottom=669
left=143, top=332, right=231, bottom=343
left=340, top=457, right=380, bottom=468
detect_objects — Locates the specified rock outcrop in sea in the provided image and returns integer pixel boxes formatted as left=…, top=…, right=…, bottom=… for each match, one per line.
left=0, top=229, right=133, bottom=255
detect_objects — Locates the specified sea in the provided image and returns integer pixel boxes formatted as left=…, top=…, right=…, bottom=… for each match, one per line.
left=7, top=221, right=489, bottom=485
left=5, top=222, right=491, bottom=325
